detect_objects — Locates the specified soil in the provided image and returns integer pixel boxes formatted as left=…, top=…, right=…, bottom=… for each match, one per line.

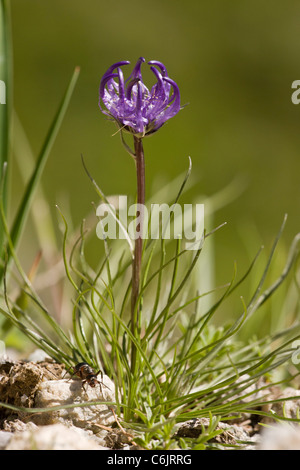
left=1, top=356, right=300, bottom=450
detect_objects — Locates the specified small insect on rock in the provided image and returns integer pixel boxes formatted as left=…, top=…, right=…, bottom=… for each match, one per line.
left=69, top=362, right=108, bottom=394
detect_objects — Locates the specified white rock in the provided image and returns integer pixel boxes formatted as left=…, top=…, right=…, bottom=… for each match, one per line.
left=258, top=423, right=300, bottom=450
left=5, top=423, right=108, bottom=450
left=27, top=349, right=52, bottom=362
left=33, top=375, right=115, bottom=429
left=0, top=431, right=12, bottom=450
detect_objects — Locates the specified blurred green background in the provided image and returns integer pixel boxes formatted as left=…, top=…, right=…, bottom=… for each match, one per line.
left=8, top=0, right=300, bottom=302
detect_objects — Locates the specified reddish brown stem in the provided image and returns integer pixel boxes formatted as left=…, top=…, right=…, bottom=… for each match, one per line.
left=130, top=136, right=145, bottom=372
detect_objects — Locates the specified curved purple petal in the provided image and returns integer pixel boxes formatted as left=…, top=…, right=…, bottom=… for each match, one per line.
left=136, top=82, right=145, bottom=133
left=150, top=66, right=164, bottom=96
left=163, top=77, right=180, bottom=113
left=126, top=77, right=140, bottom=100
left=148, top=60, right=168, bottom=77
left=99, top=72, right=118, bottom=100
left=151, top=77, right=180, bottom=130
left=117, top=67, right=125, bottom=105
left=127, top=57, right=145, bottom=82
left=102, top=60, right=130, bottom=77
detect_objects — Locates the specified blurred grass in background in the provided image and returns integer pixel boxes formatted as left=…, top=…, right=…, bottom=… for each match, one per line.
left=6, top=0, right=300, bottom=335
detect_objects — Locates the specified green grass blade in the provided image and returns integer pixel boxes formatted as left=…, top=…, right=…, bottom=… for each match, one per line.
left=0, top=66, right=80, bottom=277
left=80, top=154, right=134, bottom=256
left=246, top=231, right=300, bottom=321
left=0, top=0, right=12, bottom=250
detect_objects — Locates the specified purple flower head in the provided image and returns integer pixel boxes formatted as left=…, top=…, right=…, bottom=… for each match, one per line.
left=99, top=57, right=180, bottom=137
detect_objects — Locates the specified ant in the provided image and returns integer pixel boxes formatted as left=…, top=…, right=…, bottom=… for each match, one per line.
left=68, top=362, right=109, bottom=394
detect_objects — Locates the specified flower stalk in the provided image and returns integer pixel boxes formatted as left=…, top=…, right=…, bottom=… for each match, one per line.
left=130, top=136, right=145, bottom=373
left=131, top=136, right=145, bottom=320
left=99, top=56, right=181, bottom=396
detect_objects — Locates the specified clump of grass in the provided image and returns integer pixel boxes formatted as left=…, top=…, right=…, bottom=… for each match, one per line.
left=1, top=160, right=300, bottom=449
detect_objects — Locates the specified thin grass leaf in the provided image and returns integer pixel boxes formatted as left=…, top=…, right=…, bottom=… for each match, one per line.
left=0, top=0, right=12, bottom=252
left=246, top=231, right=300, bottom=321
left=81, top=154, right=134, bottom=256
left=0, top=66, right=80, bottom=278
left=248, top=213, right=288, bottom=306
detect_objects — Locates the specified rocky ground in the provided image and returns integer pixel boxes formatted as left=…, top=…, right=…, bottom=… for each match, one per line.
left=1, top=352, right=300, bottom=450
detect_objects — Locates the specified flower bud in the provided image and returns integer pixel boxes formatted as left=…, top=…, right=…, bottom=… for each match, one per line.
left=99, top=57, right=180, bottom=137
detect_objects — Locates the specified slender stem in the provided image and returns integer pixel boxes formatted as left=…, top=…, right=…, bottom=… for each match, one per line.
left=130, top=136, right=145, bottom=374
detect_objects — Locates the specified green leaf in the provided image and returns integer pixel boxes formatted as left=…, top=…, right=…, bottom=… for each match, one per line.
left=0, top=65, right=80, bottom=280
left=0, top=0, right=12, bottom=250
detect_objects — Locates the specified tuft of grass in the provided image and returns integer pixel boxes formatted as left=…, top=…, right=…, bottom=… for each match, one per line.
left=1, top=160, right=300, bottom=448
